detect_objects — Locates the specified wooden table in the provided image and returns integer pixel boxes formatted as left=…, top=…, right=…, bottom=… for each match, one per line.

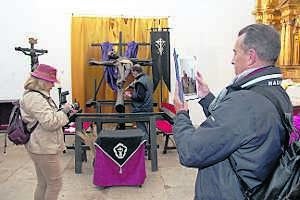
left=86, top=99, right=157, bottom=112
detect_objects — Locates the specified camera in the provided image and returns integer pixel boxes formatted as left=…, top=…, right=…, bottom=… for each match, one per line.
left=60, top=91, right=69, bottom=106
left=71, top=102, right=80, bottom=110
left=58, top=89, right=81, bottom=113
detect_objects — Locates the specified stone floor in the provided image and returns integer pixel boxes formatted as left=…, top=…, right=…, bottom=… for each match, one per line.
left=0, top=133, right=197, bottom=200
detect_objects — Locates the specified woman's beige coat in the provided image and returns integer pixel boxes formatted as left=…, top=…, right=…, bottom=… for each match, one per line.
left=20, top=90, right=69, bottom=154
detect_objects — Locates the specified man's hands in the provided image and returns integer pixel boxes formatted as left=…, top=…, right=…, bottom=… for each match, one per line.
left=124, top=90, right=132, bottom=98
left=173, top=71, right=210, bottom=114
left=196, top=71, right=210, bottom=98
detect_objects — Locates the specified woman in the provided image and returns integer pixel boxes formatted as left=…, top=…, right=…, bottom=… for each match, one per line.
left=20, top=64, right=71, bottom=200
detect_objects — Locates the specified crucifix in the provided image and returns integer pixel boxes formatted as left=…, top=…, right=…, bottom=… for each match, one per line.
left=15, top=38, right=48, bottom=72
left=89, top=31, right=152, bottom=104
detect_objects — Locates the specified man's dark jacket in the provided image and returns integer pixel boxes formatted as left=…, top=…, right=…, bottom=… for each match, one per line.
left=131, top=73, right=153, bottom=113
left=174, top=66, right=293, bottom=200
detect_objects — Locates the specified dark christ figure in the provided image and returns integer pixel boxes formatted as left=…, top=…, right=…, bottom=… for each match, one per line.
left=15, top=38, right=48, bottom=72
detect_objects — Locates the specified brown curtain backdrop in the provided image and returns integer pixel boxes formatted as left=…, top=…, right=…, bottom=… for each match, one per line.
left=71, top=16, right=169, bottom=112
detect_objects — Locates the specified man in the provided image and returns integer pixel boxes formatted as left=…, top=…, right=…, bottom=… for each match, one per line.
left=173, top=24, right=293, bottom=199
left=125, top=64, right=153, bottom=141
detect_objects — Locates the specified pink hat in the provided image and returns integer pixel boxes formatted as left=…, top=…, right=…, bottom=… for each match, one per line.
left=31, top=64, right=59, bottom=83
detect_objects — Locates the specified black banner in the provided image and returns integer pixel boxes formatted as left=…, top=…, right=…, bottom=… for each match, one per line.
left=150, top=29, right=170, bottom=91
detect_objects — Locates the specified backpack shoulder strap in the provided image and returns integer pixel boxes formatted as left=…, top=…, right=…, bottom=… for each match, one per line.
left=249, top=86, right=292, bottom=148
left=229, top=85, right=293, bottom=198
left=28, top=90, right=57, bottom=108
left=8, top=100, right=20, bottom=125
left=22, top=90, right=51, bottom=133
left=29, top=90, right=49, bottom=99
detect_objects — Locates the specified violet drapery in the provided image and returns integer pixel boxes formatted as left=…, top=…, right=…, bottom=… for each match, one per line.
left=125, top=41, right=139, bottom=58
left=101, top=42, right=118, bottom=91
left=101, top=41, right=139, bottom=91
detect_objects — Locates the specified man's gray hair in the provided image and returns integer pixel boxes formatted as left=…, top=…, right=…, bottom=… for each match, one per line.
left=238, top=24, right=281, bottom=64
left=131, top=64, right=143, bottom=73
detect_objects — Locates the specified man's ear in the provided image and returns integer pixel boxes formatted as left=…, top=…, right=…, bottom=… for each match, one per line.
left=247, top=48, right=257, bottom=66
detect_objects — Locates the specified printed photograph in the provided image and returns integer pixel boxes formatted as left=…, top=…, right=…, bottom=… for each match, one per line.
left=179, top=56, right=197, bottom=99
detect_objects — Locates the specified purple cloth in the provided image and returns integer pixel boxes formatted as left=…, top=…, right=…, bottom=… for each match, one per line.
left=93, top=144, right=146, bottom=187
left=125, top=41, right=139, bottom=58
left=101, top=42, right=118, bottom=91
left=289, top=115, right=300, bottom=144
left=100, top=41, right=139, bottom=91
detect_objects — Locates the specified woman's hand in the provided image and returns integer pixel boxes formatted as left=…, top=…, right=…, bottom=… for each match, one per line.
left=62, top=103, right=72, bottom=115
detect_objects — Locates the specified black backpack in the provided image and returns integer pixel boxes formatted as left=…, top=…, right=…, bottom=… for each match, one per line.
left=230, top=86, right=300, bottom=200
left=4, top=90, right=48, bottom=152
